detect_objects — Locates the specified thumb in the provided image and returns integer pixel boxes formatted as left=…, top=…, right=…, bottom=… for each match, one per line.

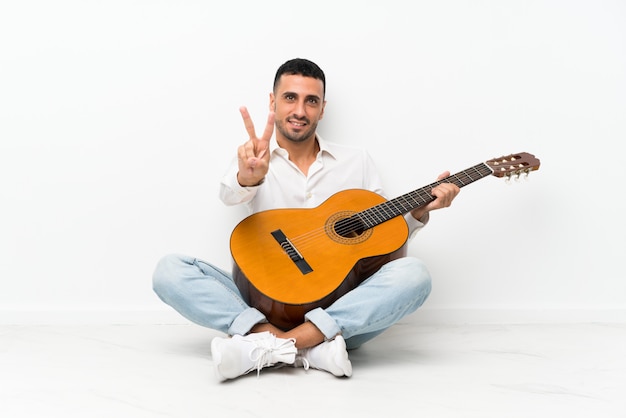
left=436, top=171, right=451, bottom=181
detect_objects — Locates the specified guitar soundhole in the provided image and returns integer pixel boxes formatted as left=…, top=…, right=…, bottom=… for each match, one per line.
left=325, top=211, right=373, bottom=244
left=334, top=216, right=365, bottom=237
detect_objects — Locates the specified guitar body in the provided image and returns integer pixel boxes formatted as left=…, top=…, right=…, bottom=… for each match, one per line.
left=230, top=189, right=409, bottom=331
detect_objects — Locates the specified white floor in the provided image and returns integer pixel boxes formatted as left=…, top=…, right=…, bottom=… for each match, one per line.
left=1, top=322, right=625, bottom=418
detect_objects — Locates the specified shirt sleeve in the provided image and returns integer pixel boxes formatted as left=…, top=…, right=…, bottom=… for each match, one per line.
left=404, top=212, right=429, bottom=239
left=219, top=157, right=259, bottom=206
left=361, top=151, right=385, bottom=196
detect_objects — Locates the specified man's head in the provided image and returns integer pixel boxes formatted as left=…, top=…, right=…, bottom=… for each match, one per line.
left=270, top=58, right=326, bottom=145
left=273, top=58, right=326, bottom=98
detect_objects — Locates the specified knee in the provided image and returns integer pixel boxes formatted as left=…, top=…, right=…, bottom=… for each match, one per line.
left=394, top=257, right=432, bottom=300
left=152, top=253, right=186, bottom=297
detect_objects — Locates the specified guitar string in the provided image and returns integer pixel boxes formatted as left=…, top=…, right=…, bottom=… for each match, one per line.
left=286, top=165, right=494, bottom=253
left=292, top=170, right=479, bottom=247
left=289, top=220, right=363, bottom=254
left=288, top=189, right=432, bottom=252
left=284, top=204, right=384, bottom=250
left=289, top=168, right=489, bottom=251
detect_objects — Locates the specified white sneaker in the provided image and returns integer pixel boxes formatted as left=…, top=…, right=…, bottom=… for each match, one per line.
left=296, top=335, right=352, bottom=377
left=211, top=331, right=297, bottom=380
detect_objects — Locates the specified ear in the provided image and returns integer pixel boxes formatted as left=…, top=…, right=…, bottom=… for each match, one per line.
left=269, top=92, right=275, bottom=112
left=319, top=100, right=327, bottom=120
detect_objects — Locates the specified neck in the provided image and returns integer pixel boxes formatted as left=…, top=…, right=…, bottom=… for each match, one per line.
left=278, top=134, right=318, bottom=156
left=277, top=135, right=319, bottom=174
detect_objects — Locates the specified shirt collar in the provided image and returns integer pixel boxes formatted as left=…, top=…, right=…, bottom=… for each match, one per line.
left=270, top=134, right=337, bottom=160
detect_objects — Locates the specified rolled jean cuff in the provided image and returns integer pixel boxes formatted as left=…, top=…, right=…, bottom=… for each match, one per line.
left=304, top=307, right=341, bottom=340
left=228, top=307, right=267, bottom=336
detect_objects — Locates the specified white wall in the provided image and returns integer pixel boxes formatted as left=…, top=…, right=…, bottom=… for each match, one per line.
left=1, top=0, right=624, bottom=324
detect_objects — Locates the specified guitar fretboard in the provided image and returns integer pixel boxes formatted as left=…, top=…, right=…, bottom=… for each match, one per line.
left=358, top=162, right=493, bottom=229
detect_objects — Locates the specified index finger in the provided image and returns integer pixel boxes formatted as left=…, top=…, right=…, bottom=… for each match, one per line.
left=260, top=111, right=275, bottom=142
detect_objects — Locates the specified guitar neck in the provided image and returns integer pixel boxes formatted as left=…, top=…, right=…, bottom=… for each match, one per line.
left=358, top=162, right=493, bottom=229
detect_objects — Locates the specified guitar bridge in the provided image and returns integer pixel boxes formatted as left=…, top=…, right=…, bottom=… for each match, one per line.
left=271, top=229, right=313, bottom=275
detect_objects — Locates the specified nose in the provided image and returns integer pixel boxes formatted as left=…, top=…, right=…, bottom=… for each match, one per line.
left=293, top=99, right=306, bottom=117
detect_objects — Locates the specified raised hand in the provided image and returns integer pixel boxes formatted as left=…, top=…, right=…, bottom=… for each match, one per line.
left=237, top=106, right=274, bottom=187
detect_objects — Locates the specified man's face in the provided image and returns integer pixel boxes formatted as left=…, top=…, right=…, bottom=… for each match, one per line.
left=270, top=74, right=326, bottom=144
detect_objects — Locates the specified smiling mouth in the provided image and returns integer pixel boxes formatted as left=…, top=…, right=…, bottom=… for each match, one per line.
left=288, top=118, right=307, bottom=128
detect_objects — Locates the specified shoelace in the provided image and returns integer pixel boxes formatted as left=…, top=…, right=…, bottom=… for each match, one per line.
left=295, top=354, right=310, bottom=370
left=249, top=337, right=296, bottom=377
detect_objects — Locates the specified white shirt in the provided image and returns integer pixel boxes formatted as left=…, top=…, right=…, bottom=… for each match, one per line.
left=220, top=136, right=427, bottom=238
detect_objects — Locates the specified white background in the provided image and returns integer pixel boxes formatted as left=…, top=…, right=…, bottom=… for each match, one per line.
left=1, top=0, right=624, bottom=324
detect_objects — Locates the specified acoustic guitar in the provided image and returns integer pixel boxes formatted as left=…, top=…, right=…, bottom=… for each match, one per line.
left=231, top=152, right=540, bottom=330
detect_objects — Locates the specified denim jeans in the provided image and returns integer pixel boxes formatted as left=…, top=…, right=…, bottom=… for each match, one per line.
left=152, top=254, right=431, bottom=349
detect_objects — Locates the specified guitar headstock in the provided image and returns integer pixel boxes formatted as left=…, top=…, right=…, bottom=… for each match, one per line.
left=486, top=152, right=540, bottom=179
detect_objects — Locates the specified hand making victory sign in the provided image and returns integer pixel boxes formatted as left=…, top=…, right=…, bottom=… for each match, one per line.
left=236, top=106, right=274, bottom=187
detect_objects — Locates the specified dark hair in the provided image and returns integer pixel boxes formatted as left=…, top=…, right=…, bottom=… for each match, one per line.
left=273, top=58, right=326, bottom=97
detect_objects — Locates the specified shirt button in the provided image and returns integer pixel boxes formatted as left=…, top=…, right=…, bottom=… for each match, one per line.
left=306, top=192, right=312, bottom=200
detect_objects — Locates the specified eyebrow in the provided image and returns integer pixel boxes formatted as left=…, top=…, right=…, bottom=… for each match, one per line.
left=282, top=91, right=322, bottom=102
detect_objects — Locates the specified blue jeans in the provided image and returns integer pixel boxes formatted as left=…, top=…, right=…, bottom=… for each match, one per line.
left=152, top=254, right=431, bottom=350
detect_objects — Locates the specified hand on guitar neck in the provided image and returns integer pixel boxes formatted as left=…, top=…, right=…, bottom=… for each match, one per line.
left=410, top=170, right=460, bottom=221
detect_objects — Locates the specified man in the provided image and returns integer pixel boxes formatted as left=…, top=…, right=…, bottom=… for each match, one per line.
left=152, top=58, right=460, bottom=381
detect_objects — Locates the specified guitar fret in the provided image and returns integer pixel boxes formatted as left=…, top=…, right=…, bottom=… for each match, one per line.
left=388, top=199, right=406, bottom=215
left=453, top=171, right=470, bottom=186
left=398, top=195, right=416, bottom=212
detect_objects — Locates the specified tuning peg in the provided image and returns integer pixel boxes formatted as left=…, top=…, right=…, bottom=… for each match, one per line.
left=523, top=169, right=532, bottom=180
